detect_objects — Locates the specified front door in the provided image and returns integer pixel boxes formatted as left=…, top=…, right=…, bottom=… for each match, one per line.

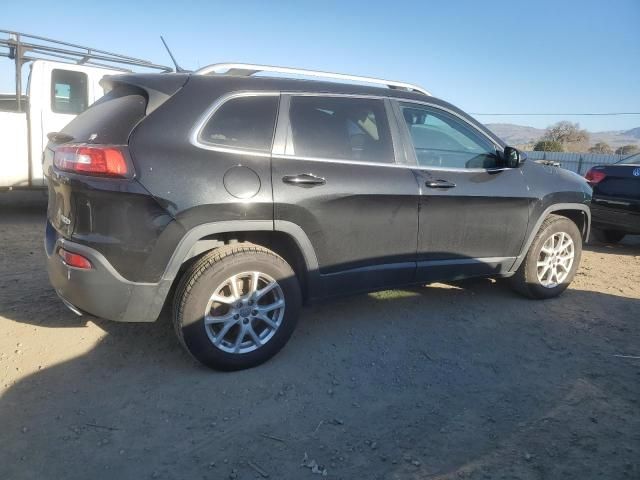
left=272, top=94, right=420, bottom=298
left=394, top=101, right=532, bottom=282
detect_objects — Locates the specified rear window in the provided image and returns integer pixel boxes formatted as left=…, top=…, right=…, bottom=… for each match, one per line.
left=618, top=153, right=640, bottom=165
left=51, top=69, right=88, bottom=114
left=198, top=95, right=279, bottom=152
left=57, top=84, right=147, bottom=144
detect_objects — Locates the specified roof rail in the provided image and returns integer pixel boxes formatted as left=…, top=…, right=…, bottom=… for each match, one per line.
left=0, top=29, right=172, bottom=72
left=194, top=63, right=431, bottom=96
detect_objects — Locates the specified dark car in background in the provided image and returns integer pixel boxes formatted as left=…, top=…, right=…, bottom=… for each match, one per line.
left=43, top=64, right=592, bottom=370
left=586, top=153, right=640, bottom=243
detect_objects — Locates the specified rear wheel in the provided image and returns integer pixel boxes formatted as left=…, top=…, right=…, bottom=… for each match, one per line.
left=591, top=228, right=625, bottom=244
left=510, top=214, right=582, bottom=299
left=173, top=243, right=302, bottom=371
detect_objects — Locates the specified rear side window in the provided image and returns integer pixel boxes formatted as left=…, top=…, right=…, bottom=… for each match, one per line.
left=199, top=95, right=279, bottom=152
left=51, top=69, right=88, bottom=114
left=287, top=96, right=394, bottom=163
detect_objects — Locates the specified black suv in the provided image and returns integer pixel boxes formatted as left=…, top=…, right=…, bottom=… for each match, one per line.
left=44, top=64, right=592, bottom=370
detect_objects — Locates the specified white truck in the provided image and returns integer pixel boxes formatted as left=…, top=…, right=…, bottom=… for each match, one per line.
left=0, top=30, right=171, bottom=189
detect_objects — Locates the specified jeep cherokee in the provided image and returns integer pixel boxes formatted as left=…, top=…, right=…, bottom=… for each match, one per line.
left=44, top=64, right=592, bottom=370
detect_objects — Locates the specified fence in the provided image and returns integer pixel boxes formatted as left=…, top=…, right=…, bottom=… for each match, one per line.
left=524, top=151, right=625, bottom=175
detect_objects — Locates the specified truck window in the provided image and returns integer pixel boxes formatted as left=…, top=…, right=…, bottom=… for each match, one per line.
left=51, top=69, right=88, bottom=114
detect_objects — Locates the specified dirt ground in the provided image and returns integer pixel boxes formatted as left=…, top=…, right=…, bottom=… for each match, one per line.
left=1, top=193, right=639, bottom=480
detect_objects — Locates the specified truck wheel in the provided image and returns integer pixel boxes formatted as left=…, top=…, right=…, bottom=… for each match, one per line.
left=510, top=214, right=582, bottom=299
left=173, top=243, right=301, bottom=371
left=591, top=228, right=625, bottom=244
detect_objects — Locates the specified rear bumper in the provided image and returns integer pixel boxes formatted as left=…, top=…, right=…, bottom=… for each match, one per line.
left=591, top=201, right=640, bottom=234
left=45, top=220, right=171, bottom=322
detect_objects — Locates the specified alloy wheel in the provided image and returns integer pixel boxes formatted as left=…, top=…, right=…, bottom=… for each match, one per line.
left=204, top=271, right=285, bottom=353
left=536, top=232, right=575, bottom=288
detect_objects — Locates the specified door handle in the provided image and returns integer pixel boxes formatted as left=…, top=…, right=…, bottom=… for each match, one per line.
left=425, top=179, right=456, bottom=189
left=282, top=173, right=326, bottom=187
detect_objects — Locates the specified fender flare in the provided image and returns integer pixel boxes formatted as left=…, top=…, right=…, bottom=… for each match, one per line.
left=509, top=202, right=591, bottom=272
left=139, top=220, right=319, bottom=323
left=161, top=219, right=319, bottom=282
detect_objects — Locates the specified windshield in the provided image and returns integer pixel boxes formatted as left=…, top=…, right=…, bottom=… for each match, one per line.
left=618, top=152, right=640, bottom=165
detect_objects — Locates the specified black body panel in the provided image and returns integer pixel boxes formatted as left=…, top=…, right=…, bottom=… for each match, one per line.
left=590, top=162, right=640, bottom=234
left=413, top=168, right=529, bottom=259
left=272, top=158, right=420, bottom=296
left=43, top=159, right=175, bottom=282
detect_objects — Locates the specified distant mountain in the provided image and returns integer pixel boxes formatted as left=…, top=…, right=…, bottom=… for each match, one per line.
left=623, top=127, right=640, bottom=139
left=485, top=123, right=640, bottom=150
left=484, top=123, right=546, bottom=146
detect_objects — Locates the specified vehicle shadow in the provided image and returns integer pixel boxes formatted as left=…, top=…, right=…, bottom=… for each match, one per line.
left=585, top=233, right=640, bottom=255
left=1, top=204, right=638, bottom=479
left=1, top=275, right=638, bottom=479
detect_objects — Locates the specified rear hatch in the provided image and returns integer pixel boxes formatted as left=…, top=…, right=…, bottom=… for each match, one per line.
left=44, top=74, right=188, bottom=236
left=43, top=74, right=188, bottom=281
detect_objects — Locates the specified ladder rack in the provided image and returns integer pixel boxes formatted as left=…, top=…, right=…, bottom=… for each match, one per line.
left=0, top=29, right=172, bottom=111
left=0, top=29, right=172, bottom=72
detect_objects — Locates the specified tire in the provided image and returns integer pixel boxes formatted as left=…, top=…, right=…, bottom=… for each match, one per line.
left=591, top=228, right=625, bottom=244
left=173, top=243, right=302, bottom=371
left=510, top=214, right=582, bottom=299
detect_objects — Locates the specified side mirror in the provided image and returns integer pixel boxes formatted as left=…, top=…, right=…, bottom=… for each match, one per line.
left=503, top=146, right=525, bottom=168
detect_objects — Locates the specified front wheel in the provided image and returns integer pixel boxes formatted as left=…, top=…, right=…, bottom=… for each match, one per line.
left=173, top=243, right=302, bottom=371
left=510, top=214, right=582, bottom=299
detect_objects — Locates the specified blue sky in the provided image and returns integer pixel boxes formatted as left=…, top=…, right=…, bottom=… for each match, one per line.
left=2, top=0, right=639, bottom=131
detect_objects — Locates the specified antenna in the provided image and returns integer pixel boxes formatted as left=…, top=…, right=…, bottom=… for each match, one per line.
left=160, top=35, right=185, bottom=72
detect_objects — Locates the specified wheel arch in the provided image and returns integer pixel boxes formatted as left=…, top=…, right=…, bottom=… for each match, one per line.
left=162, top=220, right=319, bottom=302
left=510, top=203, right=590, bottom=273
left=552, top=208, right=590, bottom=240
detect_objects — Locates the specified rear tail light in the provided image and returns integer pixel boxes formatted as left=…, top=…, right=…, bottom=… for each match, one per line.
left=59, top=248, right=92, bottom=270
left=53, top=145, right=132, bottom=177
left=585, top=167, right=606, bottom=184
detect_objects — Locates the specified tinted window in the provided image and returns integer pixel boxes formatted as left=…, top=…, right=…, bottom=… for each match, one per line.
left=400, top=103, right=498, bottom=169
left=199, top=95, right=279, bottom=152
left=288, top=96, right=393, bottom=163
left=51, top=69, right=88, bottom=114
left=59, top=85, right=147, bottom=144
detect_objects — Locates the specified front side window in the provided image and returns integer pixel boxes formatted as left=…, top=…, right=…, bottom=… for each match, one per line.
left=199, top=95, right=279, bottom=152
left=400, top=103, right=498, bottom=169
left=51, top=69, right=88, bottom=115
left=288, top=96, right=394, bottom=163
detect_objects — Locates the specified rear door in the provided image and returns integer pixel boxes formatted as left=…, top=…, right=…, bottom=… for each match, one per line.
left=272, top=94, right=420, bottom=298
left=393, top=100, right=532, bottom=281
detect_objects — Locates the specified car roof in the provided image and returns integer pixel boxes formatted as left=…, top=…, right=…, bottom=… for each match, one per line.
left=109, top=72, right=506, bottom=148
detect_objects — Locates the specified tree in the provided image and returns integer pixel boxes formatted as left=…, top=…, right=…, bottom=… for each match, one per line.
left=533, top=140, right=564, bottom=152
left=589, top=142, right=613, bottom=154
left=542, top=121, right=590, bottom=152
left=615, top=145, right=639, bottom=155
